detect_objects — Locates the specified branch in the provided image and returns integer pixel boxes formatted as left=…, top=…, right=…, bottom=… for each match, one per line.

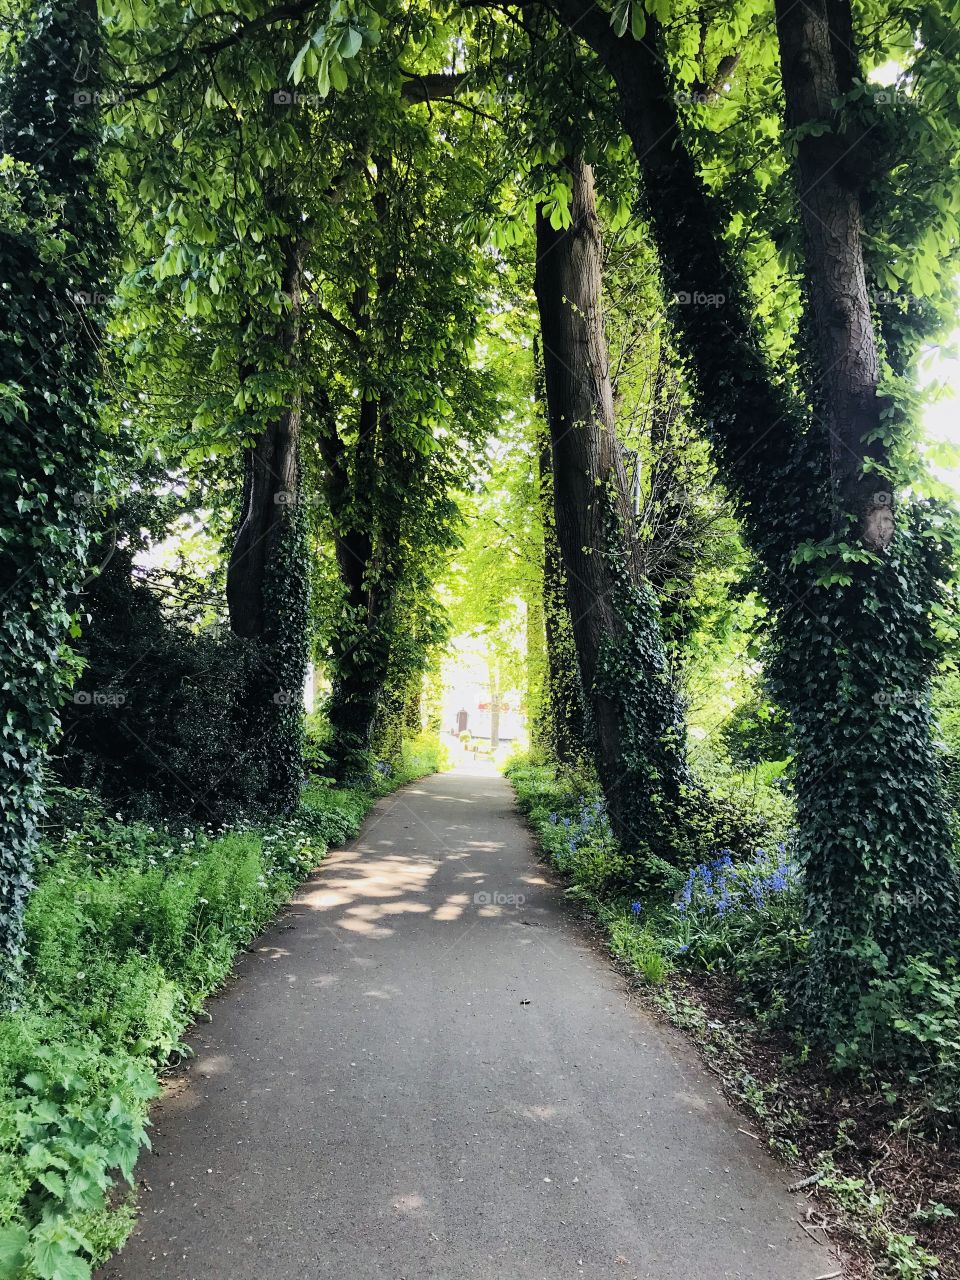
left=399, top=71, right=469, bottom=102
left=304, top=291, right=364, bottom=350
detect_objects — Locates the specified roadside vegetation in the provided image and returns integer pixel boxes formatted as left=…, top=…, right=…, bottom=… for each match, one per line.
left=0, top=732, right=443, bottom=1279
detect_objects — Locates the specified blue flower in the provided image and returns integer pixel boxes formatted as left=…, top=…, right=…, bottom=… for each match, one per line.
left=630, top=900, right=643, bottom=916
left=548, top=812, right=558, bottom=825
left=562, top=817, right=572, bottom=828
left=748, top=879, right=766, bottom=907
left=677, top=943, right=689, bottom=953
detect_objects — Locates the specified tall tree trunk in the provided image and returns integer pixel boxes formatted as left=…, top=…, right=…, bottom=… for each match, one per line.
left=225, top=235, right=309, bottom=810
left=773, top=0, right=891, bottom=548
left=538, top=432, right=590, bottom=766
left=488, top=663, right=501, bottom=750
left=227, top=237, right=304, bottom=639
left=318, top=394, right=393, bottom=780
left=0, top=0, right=113, bottom=983
left=548, top=2, right=960, bottom=1028
left=533, top=157, right=692, bottom=873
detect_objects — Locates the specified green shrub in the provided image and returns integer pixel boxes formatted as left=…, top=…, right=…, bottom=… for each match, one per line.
left=53, top=551, right=276, bottom=823
left=0, top=1030, right=156, bottom=1278
left=834, top=952, right=960, bottom=1122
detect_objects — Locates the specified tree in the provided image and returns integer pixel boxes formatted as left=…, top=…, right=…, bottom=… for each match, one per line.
left=534, top=156, right=692, bottom=871
left=545, top=0, right=960, bottom=1026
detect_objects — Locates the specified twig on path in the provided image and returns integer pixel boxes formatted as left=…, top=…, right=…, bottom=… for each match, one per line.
left=797, top=1218, right=828, bottom=1247
left=789, top=1171, right=825, bottom=1192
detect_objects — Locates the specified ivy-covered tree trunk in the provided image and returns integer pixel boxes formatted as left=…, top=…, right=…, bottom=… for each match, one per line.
left=0, top=0, right=113, bottom=982
left=551, top=1, right=960, bottom=1029
left=538, top=432, right=590, bottom=767
left=533, top=157, right=692, bottom=872
left=226, top=236, right=308, bottom=811
left=317, top=394, right=394, bottom=781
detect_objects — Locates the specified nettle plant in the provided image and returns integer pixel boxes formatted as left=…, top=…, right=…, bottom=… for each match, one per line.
left=0, top=1044, right=156, bottom=1280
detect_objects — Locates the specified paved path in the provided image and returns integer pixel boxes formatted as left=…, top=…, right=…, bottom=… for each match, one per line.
left=100, top=761, right=831, bottom=1280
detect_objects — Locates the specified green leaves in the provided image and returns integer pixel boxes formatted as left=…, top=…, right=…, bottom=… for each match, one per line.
left=289, top=4, right=381, bottom=97
left=0, top=1225, right=29, bottom=1273
left=610, top=0, right=670, bottom=36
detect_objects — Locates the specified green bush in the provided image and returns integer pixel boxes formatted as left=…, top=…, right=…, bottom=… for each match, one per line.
left=54, top=551, right=277, bottom=823
left=834, top=952, right=960, bottom=1124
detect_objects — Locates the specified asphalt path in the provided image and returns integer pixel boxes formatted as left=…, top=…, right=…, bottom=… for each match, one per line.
left=99, top=759, right=831, bottom=1280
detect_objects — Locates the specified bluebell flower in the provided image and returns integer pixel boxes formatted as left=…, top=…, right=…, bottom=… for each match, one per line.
left=766, top=867, right=789, bottom=893
left=748, top=879, right=766, bottom=907
left=548, top=812, right=558, bottom=825
left=562, top=817, right=572, bottom=828
left=677, top=943, right=689, bottom=953
left=630, top=900, right=643, bottom=916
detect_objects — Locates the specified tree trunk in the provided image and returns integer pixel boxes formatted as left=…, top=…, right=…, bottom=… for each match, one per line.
left=773, top=0, right=892, bottom=548
left=222, top=235, right=309, bottom=811
left=227, top=237, right=304, bottom=639
left=0, top=0, right=112, bottom=983
left=488, top=664, right=501, bottom=750
left=538, top=431, right=590, bottom=766
left=317, top=394, right=393, bottom=780
left=533, top=157, right=692, bottom=872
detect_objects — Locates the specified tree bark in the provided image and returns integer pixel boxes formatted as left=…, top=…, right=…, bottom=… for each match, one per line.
left=227, top=236, right=304, bottom=638
left=534, top=157, right=691, bottom=868
left=773, top=0, right=892, bottom=547
left=317, top=393, right=393, bottom=779
left=538, top=431, right=590, bottom=766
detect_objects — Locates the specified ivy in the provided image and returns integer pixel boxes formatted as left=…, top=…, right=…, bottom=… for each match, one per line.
left=0, top=3, right=114, bottom=987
